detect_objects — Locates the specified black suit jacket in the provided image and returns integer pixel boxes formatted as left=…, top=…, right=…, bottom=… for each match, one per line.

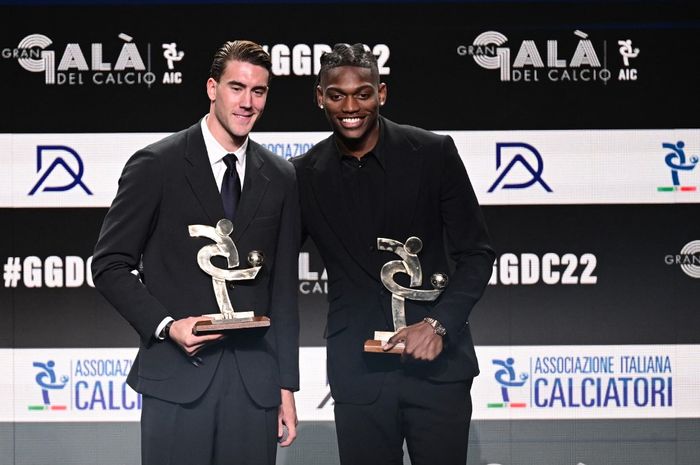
left=293, top=117, right=494, bottom=404
left=92, top=122, right=300, bottom=407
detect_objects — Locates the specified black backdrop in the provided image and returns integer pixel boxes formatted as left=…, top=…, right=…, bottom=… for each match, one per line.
left=1, top=2, right=699, bottom=465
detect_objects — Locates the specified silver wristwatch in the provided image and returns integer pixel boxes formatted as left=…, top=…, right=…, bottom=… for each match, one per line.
left=423, top=317, right=447, bottom=337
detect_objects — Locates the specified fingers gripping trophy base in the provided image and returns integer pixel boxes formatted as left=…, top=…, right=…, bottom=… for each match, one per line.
left=364, top=331, right=405, bottom=354
left=366, top=236, right=447, bottom=355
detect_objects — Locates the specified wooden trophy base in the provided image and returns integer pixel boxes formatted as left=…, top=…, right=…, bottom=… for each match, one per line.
left=193, top=312, right=270, bottom=335
left=363, top=331, right=405, bottom=354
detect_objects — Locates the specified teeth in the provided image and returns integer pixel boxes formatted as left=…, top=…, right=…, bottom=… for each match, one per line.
left=341, top=117, right=361, bottom=123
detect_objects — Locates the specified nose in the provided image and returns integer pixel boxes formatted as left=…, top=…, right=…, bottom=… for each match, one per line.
left=240, top=90, right=253, bottom=109
left=341, top=96, right=359, bottom=113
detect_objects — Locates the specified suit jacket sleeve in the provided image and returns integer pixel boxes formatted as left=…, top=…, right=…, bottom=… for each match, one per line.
left=92, top=149, right=169, bottom=346
left=268, top=164, right=302, bottom=391
left=430, top=136, right=495, bottom=339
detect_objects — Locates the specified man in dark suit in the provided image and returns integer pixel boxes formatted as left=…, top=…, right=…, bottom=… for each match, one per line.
left=92, top=40, right=300, bottom=465
left=292, top=44, right=495, bottom=465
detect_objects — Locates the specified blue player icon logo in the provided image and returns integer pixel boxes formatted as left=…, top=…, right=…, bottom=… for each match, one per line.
left=32, top=360, right=69, bottom=408
left=660, top=141, right=698, bottom=192
left=492, top=358, right=528, bottom=404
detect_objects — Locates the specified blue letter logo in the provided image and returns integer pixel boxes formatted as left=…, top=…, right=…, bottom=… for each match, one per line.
left=28, top=145, right=93, bottom=195
left=488, top=142, right=552, bottom=192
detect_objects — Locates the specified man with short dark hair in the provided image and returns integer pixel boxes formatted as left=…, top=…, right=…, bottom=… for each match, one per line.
left=93, top=40, right=300, bottom=465
left=293, top=43, right=494, bottom=465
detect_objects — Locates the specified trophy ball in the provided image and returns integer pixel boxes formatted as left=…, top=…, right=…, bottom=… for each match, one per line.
left=404, top=236, right=423, bottom=254
left=216, top=219, right=234, bottom=237
left=247, top=250, right=265, bottom=267
left=431, top=273, right=448, bottom=289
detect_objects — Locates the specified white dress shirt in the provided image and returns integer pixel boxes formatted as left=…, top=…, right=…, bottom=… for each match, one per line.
left=200, top=114, right=248, bottom=192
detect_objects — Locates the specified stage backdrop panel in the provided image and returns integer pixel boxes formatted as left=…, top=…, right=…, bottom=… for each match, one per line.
left=1, top=1, right=698, bottom=465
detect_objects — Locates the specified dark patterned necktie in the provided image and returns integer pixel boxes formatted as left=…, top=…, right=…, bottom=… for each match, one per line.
left=221, top=153, right=241, bottom=221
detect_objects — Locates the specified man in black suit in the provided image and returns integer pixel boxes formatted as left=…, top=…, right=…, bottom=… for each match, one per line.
left=292, top=44, right=495, bottom=465
left=92, top=40, right=300, bottom=465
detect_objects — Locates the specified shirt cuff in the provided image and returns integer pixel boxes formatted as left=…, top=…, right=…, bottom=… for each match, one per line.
left=155, top=316, right=174, bottom=340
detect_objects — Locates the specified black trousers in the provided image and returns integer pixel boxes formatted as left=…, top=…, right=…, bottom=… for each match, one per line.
left=140, top=348, right=278, bottom=465
left=334, top=371, right=473, bottom=465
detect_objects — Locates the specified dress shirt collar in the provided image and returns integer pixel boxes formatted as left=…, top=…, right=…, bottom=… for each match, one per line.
left=200, top=114, right=249, bottom=166
left=334, top=118, right=386, bottom=169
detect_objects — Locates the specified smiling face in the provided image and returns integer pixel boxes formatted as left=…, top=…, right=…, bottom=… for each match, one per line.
left=207, top=59, right=269, bottom=152
left=317, top=65, right=387, bottom=158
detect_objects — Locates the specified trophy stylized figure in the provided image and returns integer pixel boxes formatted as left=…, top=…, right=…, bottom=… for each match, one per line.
left=188, top=219, right=269, bottom=335
left=364, top=236, right=448, bottom=354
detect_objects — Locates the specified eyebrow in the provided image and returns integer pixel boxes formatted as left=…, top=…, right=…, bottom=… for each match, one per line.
left=325, top=84, right=374, bottom=93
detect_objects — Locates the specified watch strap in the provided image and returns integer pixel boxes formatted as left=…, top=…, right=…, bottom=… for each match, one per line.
left=423, top=317, right=447, bottom=337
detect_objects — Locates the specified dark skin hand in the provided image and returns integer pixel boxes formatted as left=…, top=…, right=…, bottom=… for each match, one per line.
left=383, top=320, right=443, bottom=361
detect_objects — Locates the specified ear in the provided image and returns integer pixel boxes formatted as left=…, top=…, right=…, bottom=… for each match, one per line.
left=378, top=82, right=387, bottom=106
left=206, top=77, right=217, bottom=102
left=316, top=85, right=324, bottom=109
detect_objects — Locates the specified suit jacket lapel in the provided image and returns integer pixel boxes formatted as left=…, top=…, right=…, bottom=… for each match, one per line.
left=233, top=141, right=270, bottom=241
left=382, top=117, right=422, bottom=243
left=184, top=123, right=224, bottom=226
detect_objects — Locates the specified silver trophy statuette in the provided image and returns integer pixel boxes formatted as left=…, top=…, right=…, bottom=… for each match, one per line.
left=188, top=219, right=269, bottom=334
left=365, top=236, right=448, bottom=353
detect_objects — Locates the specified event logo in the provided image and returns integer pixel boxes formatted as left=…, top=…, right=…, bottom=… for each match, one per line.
left=489, top=252, right=598, bottom=286
left=617, top=39, right=640, bottom=80
left=262, top=43, right=390, bottom=76
left=488, top=142, right=552, bottom=192
left=25, top=356, right=141, bottom=415
left=488, top=358, right=528, bottom=408
left=458, top=30, right=640, bottom=84
left=485, top=352, right=673, bottom=411
left=657, top=141, right=698, bottom=193
left=664, top=240, right=700, bottom=279
left=532, top=354, right=672, bottom=408
left=3, top=255, right=95, bottom=288
left=298, top=252, right=328, bottom=294
left=161, top=42, right=185, bottom=84
left=3, top=33, right=184, bottom=87
left=28, top=145, right=93, bottom=195
left=489, top=252, right=598, bottom=285
left=29, top=360, right=69, bottom=411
